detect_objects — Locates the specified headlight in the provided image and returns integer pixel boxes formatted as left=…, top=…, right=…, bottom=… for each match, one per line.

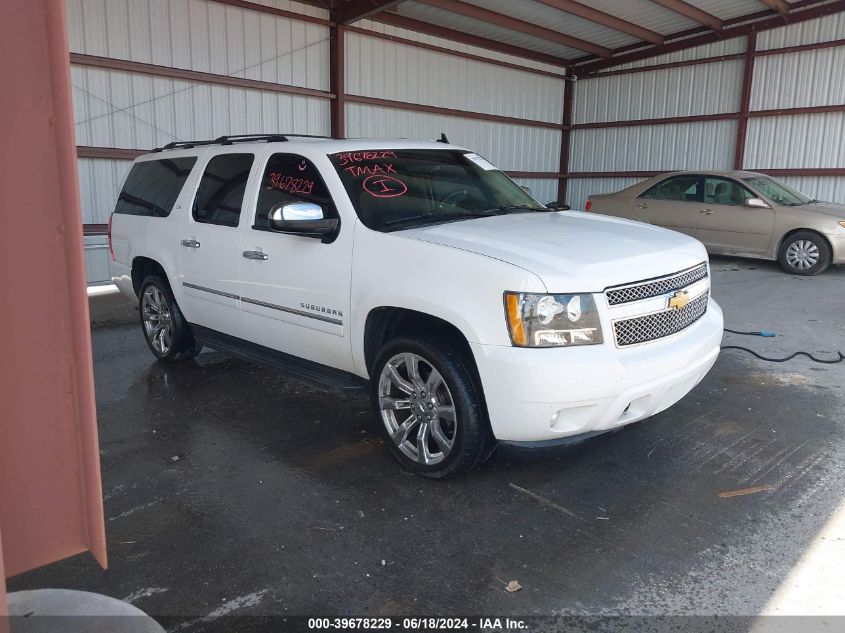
left=504, top=292, right=603, bottom=347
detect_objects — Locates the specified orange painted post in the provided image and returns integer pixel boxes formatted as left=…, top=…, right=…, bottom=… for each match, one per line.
left=0, top=0, right=107, bottom=595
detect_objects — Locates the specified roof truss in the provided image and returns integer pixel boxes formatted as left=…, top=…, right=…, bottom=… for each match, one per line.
left=335, top=0, right=408, bottom=24
left=758, top=0, right=790, bottom=16
left=648, top=0, right=723, bottom=31
left=534, top=0, right=664, bottom=44
left=415, top=0, right=613, bottom=57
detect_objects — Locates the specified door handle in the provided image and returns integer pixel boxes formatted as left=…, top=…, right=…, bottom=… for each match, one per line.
left=242, top=250, right=269, bottom=261
left=700, top=209, right=716, bottom=215
left=181, top=239, right=201, bottom=248
left=638, top=202, right=651, bottom=209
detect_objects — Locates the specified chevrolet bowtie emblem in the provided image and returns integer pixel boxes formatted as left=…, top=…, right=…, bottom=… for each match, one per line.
left=667, top=290, right=690, bottom=310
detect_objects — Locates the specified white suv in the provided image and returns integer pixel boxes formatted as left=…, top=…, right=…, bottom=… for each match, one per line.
left=110, top=134, right=723, bottom=477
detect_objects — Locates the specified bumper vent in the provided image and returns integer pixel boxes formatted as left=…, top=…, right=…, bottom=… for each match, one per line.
left=605, top=263, right=708, bottom=306
left=613, top=292, right=709, bottom=347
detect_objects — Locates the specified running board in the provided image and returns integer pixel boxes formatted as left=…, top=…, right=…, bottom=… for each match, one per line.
left=190, top=324, right=367, bottom=392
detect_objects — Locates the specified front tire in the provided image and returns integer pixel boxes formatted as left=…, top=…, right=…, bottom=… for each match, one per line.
left=371, top=337, right=494, bottom=478
left=778, top=231, right=831, bottom=276
left=139, top=275, right=202, bottom=362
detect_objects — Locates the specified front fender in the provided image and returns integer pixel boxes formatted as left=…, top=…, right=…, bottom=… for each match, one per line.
left=350, top=225, right=546, bottom=377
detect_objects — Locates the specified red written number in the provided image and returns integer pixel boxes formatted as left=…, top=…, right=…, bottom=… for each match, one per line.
left=336, top=151, right=398, bottom=166
left=268, top=173, right=314, bottom=195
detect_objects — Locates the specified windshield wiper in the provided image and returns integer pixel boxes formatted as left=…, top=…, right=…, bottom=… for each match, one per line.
left=383, top=211, right=497, bottom=229
left=495, top=204, right=547, bottom=214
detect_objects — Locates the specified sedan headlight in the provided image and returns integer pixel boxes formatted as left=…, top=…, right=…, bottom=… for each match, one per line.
left=504, top=292, right=603, bottom=347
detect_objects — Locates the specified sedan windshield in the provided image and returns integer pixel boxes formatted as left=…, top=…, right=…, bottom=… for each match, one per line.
left=743, top=176, right=813, bottom=206
left=328, top=149, right=546, bottom=231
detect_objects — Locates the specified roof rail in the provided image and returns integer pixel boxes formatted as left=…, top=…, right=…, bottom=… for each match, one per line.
left=152, top=133, right=334, bottom=152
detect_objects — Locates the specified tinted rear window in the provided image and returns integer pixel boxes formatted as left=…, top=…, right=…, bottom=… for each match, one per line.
left=114, top=157, right=196, bottom=217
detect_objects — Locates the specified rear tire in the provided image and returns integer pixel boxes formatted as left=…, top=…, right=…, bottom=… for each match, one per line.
left=778, top=230, right=831, bottom=276
left=139, top=275, right=202, bottom=362
left=371, top=336, right=494, bottom=478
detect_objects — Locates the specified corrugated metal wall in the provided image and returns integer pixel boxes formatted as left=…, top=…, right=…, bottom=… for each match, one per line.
left=345, top=27, right=565, bottom=205
left=66, top=0, right=566, bottom=283
left=567, top=13, right=845, bottom=210
left=66, top=2, right=845, bottom=283
left=67, top=0, right=334, bottom=283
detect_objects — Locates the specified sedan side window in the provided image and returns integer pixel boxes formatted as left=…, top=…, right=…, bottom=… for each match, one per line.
left=254, top=153, right=339, bottom=231
left=640, top=176, right=699, bottom=202
left=703, top=177, right=755, bottom=206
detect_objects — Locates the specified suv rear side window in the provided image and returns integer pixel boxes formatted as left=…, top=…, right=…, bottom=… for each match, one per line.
left=254, top=153, right=338, bottom=231
left=193, top=153, right=255, bottom=227
left=641, top=175, right=700, bottom=202
left=114, top=157, right=196, bottom=217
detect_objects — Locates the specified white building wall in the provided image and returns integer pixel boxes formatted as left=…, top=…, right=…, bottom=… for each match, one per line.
left=576, top=60, right=743, bottom=124
left=71, top=66, right=330, bottom=150
left=346, top=103, right=561, bottom=173
left=744, top=112, right=845, bottom=170
left=570, top=15, right=845, bottom=210
left=345, top=31, right=564, bottom=122
left=743, top=14, right=845, bottom=201
left=570, top=120, right=738, bottom=173
left=66, top=0, right=333, bottom=283
left=66, top=0, right=330, bottom=88
left=66, top=1, right=845, bottom=284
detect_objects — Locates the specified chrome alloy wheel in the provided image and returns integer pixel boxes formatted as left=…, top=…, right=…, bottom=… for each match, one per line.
left=786, top=239, right=820, bottom=270
left=141, top=285, right=173, bottom=355
left=378, top=353, right=457, bottom=466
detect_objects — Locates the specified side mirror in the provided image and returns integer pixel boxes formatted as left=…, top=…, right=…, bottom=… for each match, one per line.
left=745, top=197, right=770, bottom=209
left=268, top=202, right=338, bottom=243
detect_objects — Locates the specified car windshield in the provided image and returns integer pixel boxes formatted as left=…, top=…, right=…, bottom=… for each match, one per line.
left=328, top=149, right=546, bottom=231
left=743, top=176, right=813, bottom=206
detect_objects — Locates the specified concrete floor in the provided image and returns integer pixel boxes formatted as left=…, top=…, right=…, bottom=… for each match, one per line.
left=10, top=258, right=845, bottom=628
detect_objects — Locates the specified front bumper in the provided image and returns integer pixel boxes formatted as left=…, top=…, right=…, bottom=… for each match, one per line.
left=471, top=298, right=724, bottom=443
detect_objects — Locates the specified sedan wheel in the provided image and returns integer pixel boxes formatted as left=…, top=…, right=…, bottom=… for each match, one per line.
left=778, top=231, right=832, bottom=276
left=785, top=239, right=820, bottom=271
left=378, top=352, right=457, bottom=466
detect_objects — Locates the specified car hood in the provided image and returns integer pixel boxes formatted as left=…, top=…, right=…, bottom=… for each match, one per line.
left=802, top=201, right=845, bottom=220
left=397, top=211, right=709, bottom=292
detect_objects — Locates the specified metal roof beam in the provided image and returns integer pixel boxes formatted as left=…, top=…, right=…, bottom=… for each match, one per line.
left=534, top=0, right=664, bottom=44
left=758, top=0, right=790, bottom=15
left=575, top=0, right=845, bottom=75
left=648, top=0, right=723, bottom=31
left=336, top=0, right=408, bottom=24
left=373, top=11, right=572, bottom=66
left=416, top=0, right=612, bottom=57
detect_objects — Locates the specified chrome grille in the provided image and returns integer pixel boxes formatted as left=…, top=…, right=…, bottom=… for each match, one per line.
left=614, top=292, right=709, bottom=347
left=605, top=263, right=708, bottom=306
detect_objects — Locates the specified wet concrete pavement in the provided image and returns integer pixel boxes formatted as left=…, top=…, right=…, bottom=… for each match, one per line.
left=9, top=258, right=845, bottom=628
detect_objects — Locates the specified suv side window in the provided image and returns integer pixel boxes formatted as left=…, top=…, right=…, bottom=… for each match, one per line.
left=254, top=153, right=339, bottom=231
left=703, top=176, right=755, bottom=206
left=640, top=175, right=700, bottom=202
left=114, top=157, right=196, bottom=217
left=193, top=153, right=255, bottom=227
